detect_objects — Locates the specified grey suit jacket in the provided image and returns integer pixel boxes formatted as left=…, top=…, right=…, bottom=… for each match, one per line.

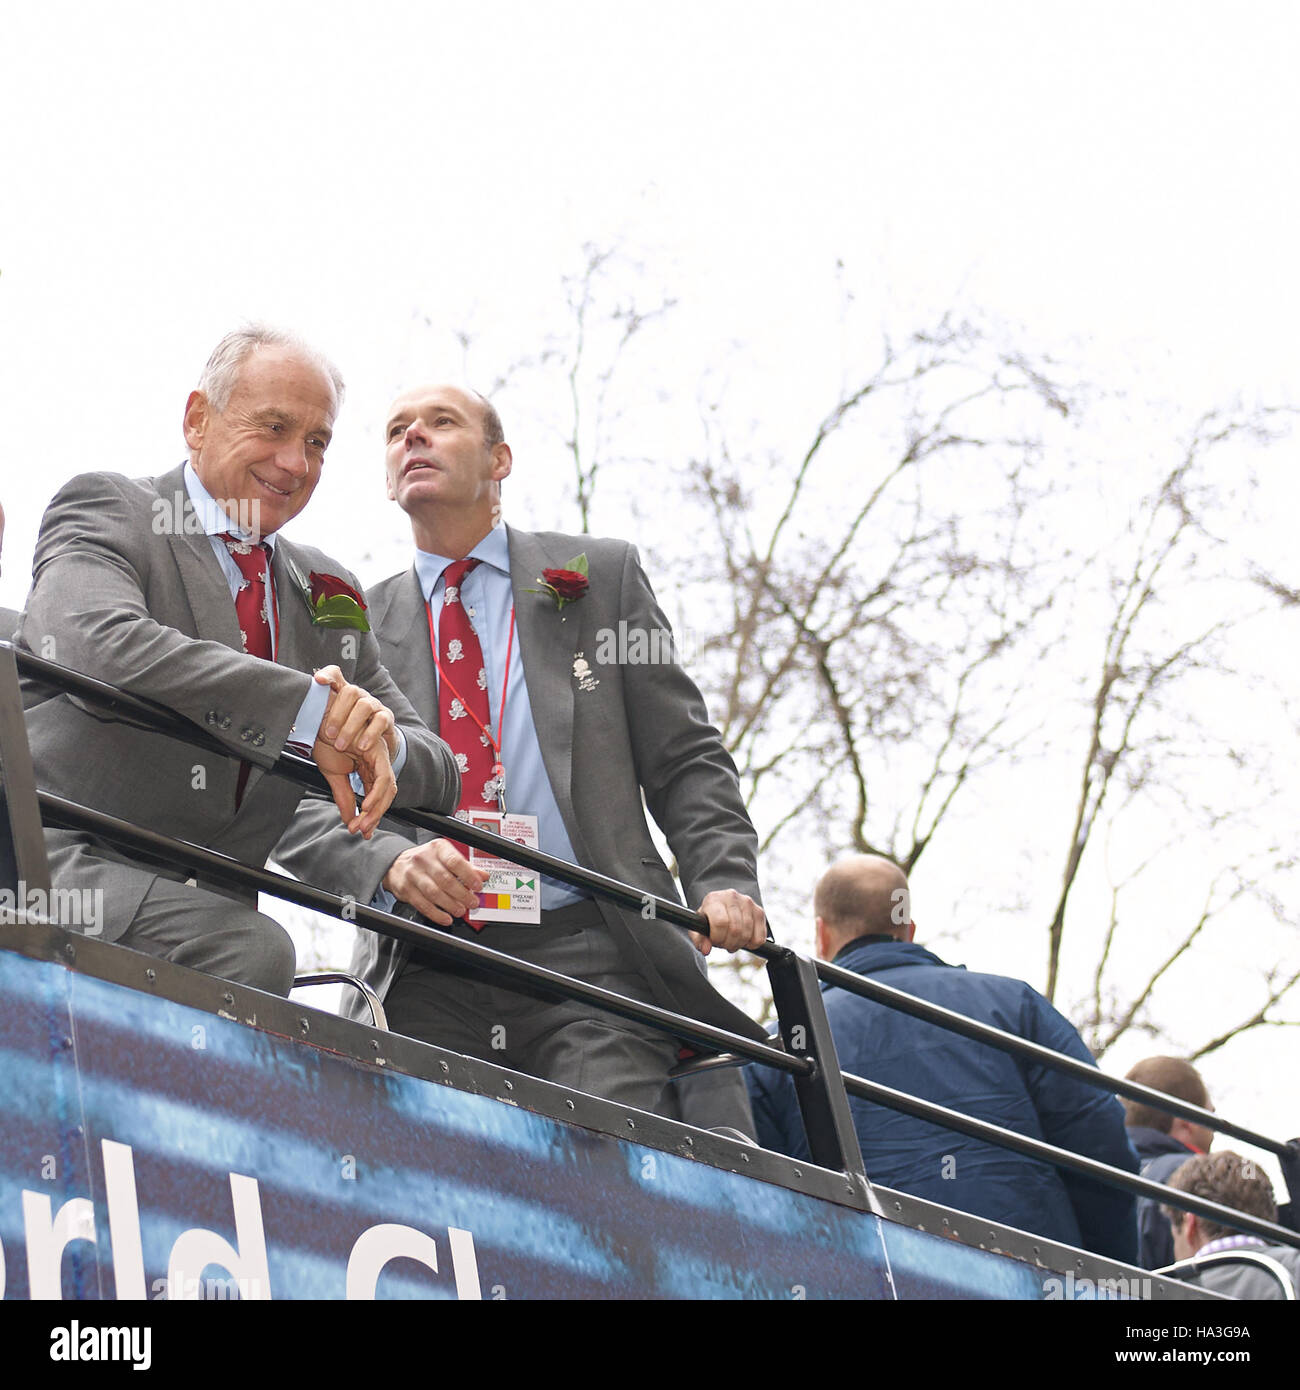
left=18, top=464, right=460, bottom=933
left=273, top=526, right=768, bottom=1044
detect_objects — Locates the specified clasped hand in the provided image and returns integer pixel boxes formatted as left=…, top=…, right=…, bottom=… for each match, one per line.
left=310, top=666, right=399, bottom=838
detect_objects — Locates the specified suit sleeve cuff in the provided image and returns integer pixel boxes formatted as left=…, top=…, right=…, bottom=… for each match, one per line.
left=391, top=726, right=409, bottom=779
left=371, top=884, right=398, bottom=914
left=285, top=677, right=330, bottom=755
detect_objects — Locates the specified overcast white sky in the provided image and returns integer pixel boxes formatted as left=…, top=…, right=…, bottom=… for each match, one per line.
left=5, top=0, right=1299, bottom=579
left=2, top=2, right=1297, bottom=1183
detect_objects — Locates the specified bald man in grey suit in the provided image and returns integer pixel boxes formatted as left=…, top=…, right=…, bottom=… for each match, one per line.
left=274, top=383, right=767, bottom=1129
left=18, top=329, right=460, bottom=992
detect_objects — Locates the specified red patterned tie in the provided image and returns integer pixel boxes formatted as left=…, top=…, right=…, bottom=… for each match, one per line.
left=222, top=534, right=273, bottom=807
left=437, top=558, right=496, bottom=926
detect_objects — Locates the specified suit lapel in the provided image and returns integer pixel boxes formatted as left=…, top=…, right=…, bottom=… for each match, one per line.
left=507, top=530, right=684, bottom=1016
left=508, top=528, right=578, bottom=835
left=376, top=567, right=438, bottom=730
left=158, top=464, right=266, bottom=810
left=269, top=540, right=319, bottom=677
left=158, top=463, right=245, bottom=653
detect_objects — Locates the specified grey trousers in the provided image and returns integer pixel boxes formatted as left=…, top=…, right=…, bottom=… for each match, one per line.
left=384, top=899, right=758, bottom=1135
left=385, top=900, right=685, bottom=1116
left=43, top=829, right=297, bottom=996
left=118, top=875, right=297, bottom=995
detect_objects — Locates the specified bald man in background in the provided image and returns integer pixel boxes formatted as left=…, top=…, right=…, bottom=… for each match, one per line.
left=746, top=854, right=1140, bottom=1261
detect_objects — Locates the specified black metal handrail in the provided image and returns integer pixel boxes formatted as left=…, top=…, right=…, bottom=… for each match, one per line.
left=33, top=789, right=812, bottom=1077
left=4, top=640, right=1298, bottom=1255
left=12, top=643, right=782, bottom=955
left=1, top=642, right=863, bottom=1182
left=839, top=1070, right=1300, bottom=1251
left=20, top=635, right=1264, bottom=1155
left=816, top=958, right=1293, bottom=1160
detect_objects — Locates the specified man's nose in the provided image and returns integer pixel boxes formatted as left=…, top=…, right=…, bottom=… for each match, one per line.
left=404, top=417, right=430, bottom=447
left=275, top=437, right=312, bottom=475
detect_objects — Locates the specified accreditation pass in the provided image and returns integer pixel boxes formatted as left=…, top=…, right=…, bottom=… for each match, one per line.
left=466, top=811, right=543, bottom=924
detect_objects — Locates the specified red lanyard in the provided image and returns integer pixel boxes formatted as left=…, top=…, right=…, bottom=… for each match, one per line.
left=425, top=592, right=516, bottom=774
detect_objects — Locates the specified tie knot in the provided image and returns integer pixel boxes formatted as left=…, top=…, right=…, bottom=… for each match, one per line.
left=443, top=557, right=480, bottom=591
left=221, top=533, right=269, bottom=583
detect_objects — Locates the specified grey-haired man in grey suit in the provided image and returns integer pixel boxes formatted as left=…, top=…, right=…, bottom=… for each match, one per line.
left=273, top=383, right=767, bottom=1128
left=18, top=329, right=460, bottom=993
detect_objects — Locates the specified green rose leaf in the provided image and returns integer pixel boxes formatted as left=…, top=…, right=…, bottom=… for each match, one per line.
left=311, top=596, right=372, bottom=632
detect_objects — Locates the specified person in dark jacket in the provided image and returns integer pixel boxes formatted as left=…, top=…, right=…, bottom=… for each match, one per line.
left=746, top=855, right=1140, bottom=1262
left=1161, top=1151, right=1299, bottom=1298
left=1121, top=1056, right=1215, bottom=1269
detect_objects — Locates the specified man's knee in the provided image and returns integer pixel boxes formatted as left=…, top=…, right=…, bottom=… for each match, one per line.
left=167, top=910, right=297, bottom=996
left=535, top=1016, right=679, bottom=1114
left=226, top=914, right=297, bottom=995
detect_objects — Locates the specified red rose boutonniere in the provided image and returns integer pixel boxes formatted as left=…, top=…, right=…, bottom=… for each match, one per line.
left=528, top=553, right=590, bottom=613
left=286, top=557, right=371, bottom=632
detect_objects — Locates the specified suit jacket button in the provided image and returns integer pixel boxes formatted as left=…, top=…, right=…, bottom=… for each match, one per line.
left=205, top=711, right=218, bottom=725
left=220, top=716, right=232, bottom=730
left=252, top=733, right=265, bottom=748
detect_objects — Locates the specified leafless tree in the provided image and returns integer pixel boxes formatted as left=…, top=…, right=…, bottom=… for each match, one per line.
left=300, top=247, right=1298, bottom=1068
left=1042, top=405, right=1298, bottom=1055
left=652, top=315, right=1087, bottom=1011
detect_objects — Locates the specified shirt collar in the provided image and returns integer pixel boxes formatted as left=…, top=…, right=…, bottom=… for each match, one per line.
left=833, top=934, right=899, bottom=961
left=183, top=462, right=278, bottom=552
left=413, top=523, right=510, bottom=602
left=1198, top=1233, right=1268, bottom=1256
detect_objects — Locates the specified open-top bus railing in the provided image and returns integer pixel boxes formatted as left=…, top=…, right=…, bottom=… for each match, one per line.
left=2, top=638, right=1298, bottom=1263
left=815, top=958, right=1300, bottom=1168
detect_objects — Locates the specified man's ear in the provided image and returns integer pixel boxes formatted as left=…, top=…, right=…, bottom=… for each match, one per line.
left=491, top=442, right=513, bottom=482
left=183, top=390, right=208, bottom=452
left=814, top=917, right=829, bottom=961
left=903, top=920, right=916, bottom=943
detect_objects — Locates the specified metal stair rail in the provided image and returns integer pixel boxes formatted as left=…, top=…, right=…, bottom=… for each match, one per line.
left=0, top=640, right=866, bottom=1192
left=3, top=639, right=1298, bottom=1254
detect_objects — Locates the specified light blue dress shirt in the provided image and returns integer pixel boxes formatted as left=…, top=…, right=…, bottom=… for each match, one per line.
left=417, top=524, right=585, bottom=911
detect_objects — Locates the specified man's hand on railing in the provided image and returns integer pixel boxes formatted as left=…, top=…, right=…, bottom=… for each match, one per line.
left=690, top=889, right=767, bottom=957
left=381, top=840, right=488, bottom=926
left=311, top=666, right=399, bottom=838
left=316, top=665, right=400, bottom=763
